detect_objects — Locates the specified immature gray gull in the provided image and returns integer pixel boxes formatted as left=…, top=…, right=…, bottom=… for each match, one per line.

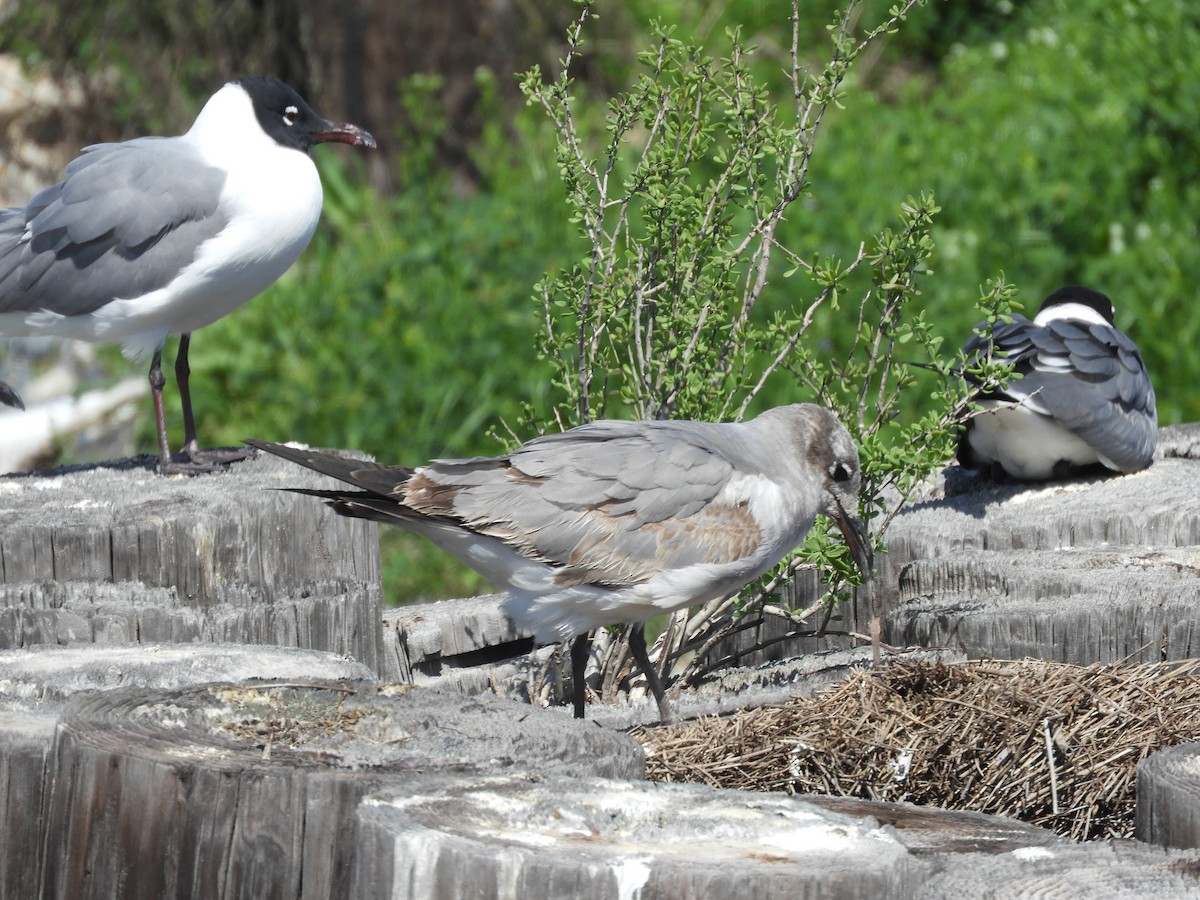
left=0, top=76, right=375, bottom=473
left=247, top=402, right=872, bottom=722
left=958, top=285, right=1157, bottom=481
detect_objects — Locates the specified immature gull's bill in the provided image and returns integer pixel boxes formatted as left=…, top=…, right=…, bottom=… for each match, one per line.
left=958, top=285, right=1157, bottom=481
left=0, top=76, right=375, bottom=473
left=248, top=403, right=872, bottom=723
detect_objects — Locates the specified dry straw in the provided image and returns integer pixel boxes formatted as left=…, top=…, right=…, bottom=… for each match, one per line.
left=636, top=658, right=1200, bottom=840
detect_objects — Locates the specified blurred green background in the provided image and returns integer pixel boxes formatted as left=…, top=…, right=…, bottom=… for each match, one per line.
left=2, top=0, right=1196, bottom=600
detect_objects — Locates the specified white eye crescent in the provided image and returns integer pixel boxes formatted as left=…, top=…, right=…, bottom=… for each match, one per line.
left=283, top=105, right=299, bottom=126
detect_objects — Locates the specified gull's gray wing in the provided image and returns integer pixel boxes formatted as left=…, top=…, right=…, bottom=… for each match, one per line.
left=246, top=421, right=766, bottom=588
left=411, top=420, right=764, bottom=585
left=0, top=137, right=228, bottom=317
left=965, top=316, right=1157, bottom=471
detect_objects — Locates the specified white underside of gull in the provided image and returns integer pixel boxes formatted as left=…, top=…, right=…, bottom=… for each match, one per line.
left=968, top=400, right=1100, bottom=480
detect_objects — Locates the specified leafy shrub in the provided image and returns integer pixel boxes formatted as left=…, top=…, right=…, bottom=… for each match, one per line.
left=518, top=0, right=1021, bottom=690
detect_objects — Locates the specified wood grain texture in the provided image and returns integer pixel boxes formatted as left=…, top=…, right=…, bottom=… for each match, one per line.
left=0, top=644, right=376, bottom=900
left=391, top=592, right=528, bottom=672
left=0, top=451, right=385, bottom=671
left=876, top=456, right=1200, bottom=662
left=888, top=547, right=1200, bottom=663
left=38, top=681, right=644, bottom=900
left=918, top=839, right=1200, bottom=899
left=1137, top=742, right=1200, bottom=849
left=350, top=776, right=933, bottom=899
left=0, top=708, right=56, bottom=899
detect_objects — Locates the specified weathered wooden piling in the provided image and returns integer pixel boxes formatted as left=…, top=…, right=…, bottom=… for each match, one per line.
left=1137, top=742, right=1200, bottom=849
left=0, top=644, right=377, bottom=900
left=0, top=452, right=385, bottom=672
left=1, top=427, right=1199, bottom=897
left=37, top=681, right=642, bottom=900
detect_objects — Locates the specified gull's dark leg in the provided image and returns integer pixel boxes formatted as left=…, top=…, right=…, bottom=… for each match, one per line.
left=168, top=332, right=250, bottom=471
left=628, top=624, right=674, bottom=725
left=176, top=332, right=200, bottom=458
left=148, top=346, right=174, bottom=467
left=570, top=632, right=591, bottom=719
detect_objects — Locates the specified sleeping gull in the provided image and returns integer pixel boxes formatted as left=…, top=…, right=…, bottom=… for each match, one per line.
left=0, top=76, right=375, bottom=473
left=247, top=402, right=872, bottom=722
left=958, top=285, right=1157, bottom=481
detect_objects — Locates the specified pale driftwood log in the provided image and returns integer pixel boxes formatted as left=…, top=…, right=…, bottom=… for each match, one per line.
left=0, top=644, right=376, bottom=900
left=350, top=776, right=934, bottom=899
left=0, top=451, right=384, bottom=671
left=39, top=681, right=643, bottom=900
left=1137, top=742, right=1200, bottom=849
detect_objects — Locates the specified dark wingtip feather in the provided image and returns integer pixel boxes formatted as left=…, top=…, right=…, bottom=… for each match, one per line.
left=244, top=439, right=415, bottom=497
left=0, top=381, right=23, bottom=410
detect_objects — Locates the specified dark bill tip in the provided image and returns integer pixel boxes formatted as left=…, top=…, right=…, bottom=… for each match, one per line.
left=313, top=121, right=377, bottom=149
left=836, top=511, right=874, bottom=581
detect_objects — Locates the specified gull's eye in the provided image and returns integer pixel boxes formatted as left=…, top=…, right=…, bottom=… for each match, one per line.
left=829, top=461, right=853, bottom=483
left=283, top=105, right=299, bottom=126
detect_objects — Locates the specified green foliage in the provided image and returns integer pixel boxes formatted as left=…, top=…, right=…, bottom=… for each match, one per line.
left=0, top=0, right=303, bottom=139
left=804, top=0, right=1200, bottom=423
left=519, top=2, right=931, bottom=430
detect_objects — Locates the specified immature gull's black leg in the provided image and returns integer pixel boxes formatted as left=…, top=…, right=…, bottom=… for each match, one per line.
left=570, top=632, right=591, bottom=719
left=628, top=623, right=673, bottom=725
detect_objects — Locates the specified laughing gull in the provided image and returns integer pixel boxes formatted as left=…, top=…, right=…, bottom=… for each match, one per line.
left=247, top=403, right=872, bottom=722
left=957, top=285, right=1157, bottom=481
left=0, top=76, right=375, bottom=473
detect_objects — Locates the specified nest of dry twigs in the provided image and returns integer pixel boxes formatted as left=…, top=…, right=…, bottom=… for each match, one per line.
left=635, top=658, right=1200, bottom=841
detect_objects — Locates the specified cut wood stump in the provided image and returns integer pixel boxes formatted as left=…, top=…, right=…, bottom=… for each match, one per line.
left=346, top=775, right=1200, bottom=898
left=917, top=840, right=1200, bottom=898
left=0, top=451, right=384, bottom=671
left=38, top=680, right=643, bottom=900
left=889, top=547, right=1200, bottom=663
left=1137, top=741, right=1200, bottom=849
left=0, top=643, right=376, bottom=900
left=0, top=706, right=55, bottom=898
left=876, top=456, right=1200, bottom=664
left=349, top=775, right=933, bottom=899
